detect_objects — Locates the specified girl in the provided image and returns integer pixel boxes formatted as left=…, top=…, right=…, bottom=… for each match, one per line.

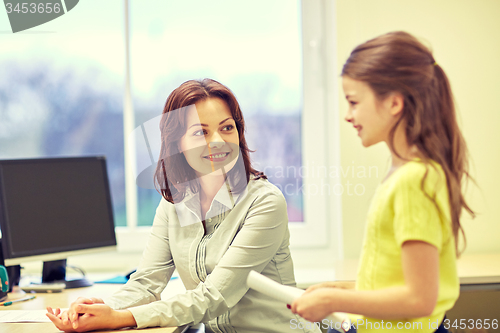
left=291, top=31, right=474, bottom=333
left=47, top=79, right=320, bottom=333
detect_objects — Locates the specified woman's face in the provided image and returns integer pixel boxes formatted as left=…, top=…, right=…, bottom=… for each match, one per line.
left=178, top=97, right=240, bottom=177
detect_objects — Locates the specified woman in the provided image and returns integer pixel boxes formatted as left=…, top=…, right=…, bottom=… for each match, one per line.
left=47, top=79, right=320, bottom=333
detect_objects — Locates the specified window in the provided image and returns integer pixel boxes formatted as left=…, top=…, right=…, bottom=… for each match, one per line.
left=125, top=0, right=342, bottom=260
left=0, top=0, right=127, bottom=226
left=1, top=0, right=342, bottom=268
left=129, top=0, right=304, bottom=226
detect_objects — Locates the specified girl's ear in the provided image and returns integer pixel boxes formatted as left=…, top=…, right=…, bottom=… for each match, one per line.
left=388, top=92, right=405, bottom=116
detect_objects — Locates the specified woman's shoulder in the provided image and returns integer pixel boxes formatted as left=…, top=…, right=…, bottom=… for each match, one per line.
left=243, top=176, right=287, bottom=205
left=248, top=176, right=284, bottom=195
left=156, top=196, right=176, bottom=214
left=239, top=176, right=288, bottom=224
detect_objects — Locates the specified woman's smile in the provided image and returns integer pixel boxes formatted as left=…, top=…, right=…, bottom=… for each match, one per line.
left=203, top=151, right=231, bottom=162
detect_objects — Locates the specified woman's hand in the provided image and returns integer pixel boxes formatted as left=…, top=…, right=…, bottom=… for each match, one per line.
left=291, top=288, right=339, bottom=323
left=60, top=297, right=105, bottom=327
left=46, top=304, right=136, bottom=332
left=304, top=281, right=355, bottom=294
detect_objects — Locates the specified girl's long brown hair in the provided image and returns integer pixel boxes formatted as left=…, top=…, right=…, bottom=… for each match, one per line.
left=342, top=31, right=475, bottom=256
left=154, top=78, right=265, bottom=204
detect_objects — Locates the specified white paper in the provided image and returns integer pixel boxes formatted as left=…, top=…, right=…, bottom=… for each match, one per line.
left=0, top=310, right=52, bottom=323
left=246, top=270, right=351, bottom=330
left=247, top=270, right=304, bottom=304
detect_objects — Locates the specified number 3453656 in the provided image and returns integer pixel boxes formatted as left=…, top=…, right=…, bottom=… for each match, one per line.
left=5, top=3, right=62, bottom=14
left=444, top=318, right=498, bottom=330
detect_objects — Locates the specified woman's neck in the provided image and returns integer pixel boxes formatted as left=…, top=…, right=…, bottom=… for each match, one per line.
left=197, top=171, right=226, bottom=211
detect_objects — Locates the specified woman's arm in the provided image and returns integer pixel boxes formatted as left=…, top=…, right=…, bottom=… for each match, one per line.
left=105, top=200, right=176, bottom=309
left=57, top=199, right=176, bottom=331
left=291, top=240, right=439, bottom=322
left=124, top=189, right=290, bottom=329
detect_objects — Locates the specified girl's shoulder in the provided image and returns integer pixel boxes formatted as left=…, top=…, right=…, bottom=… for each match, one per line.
left=389, top=159, right=447, bottom=192
left=402, top=159, right=445, bottom=178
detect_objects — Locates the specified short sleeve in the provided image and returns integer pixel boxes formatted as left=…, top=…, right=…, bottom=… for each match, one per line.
left=393, top=163, right=446, bottom=251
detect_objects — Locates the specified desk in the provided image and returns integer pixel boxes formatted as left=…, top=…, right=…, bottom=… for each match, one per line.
left=0, top=284, right=185, bottom=333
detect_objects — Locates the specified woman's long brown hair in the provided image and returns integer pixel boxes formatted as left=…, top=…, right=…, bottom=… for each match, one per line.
left=154, top=78, right=265, bottom=204
left=342, top=31, right=475, bottom=256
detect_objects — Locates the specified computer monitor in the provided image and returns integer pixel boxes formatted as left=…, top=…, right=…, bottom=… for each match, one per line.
left=0, top=156, right=117, bottom=288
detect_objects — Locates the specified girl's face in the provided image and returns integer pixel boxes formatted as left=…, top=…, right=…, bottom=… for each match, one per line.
left=179, top=97, right=240, bottom=177
left=342, top=76, right=402, bottom=147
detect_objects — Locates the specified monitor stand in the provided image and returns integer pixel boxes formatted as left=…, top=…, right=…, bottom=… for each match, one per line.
left=42, top=259, right=93, bottom=289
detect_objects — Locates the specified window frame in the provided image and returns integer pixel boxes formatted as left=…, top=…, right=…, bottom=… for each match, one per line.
left=116, top=0, right=343, bottom=270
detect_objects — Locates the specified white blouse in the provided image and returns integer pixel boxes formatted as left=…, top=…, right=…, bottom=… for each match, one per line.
left=105, top=177, right=320, bottom=333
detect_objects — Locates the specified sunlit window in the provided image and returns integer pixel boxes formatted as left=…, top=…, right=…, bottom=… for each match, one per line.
left=0, top=1, right=127, bottom=225
left=130, top=0, right=304, bottom=225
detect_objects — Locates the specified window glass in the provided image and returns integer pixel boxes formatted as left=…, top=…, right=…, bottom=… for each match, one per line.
left=131, top=0, right=304, bottom=224
left=0, top=1, right=127, bottom=226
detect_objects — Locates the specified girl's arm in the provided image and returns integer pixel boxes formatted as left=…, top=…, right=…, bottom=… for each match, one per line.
left=305, top=281, right=356, bottom=292
left=291, top=240, right=439, bottom=322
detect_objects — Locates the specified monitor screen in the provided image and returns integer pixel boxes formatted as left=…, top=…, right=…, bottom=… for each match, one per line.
left=0, top=156, right=117, bottom=267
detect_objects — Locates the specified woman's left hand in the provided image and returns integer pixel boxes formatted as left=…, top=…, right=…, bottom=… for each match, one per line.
left=291, top=288, right=338, bottom=323
left=46, top=304, right=136, bottom=332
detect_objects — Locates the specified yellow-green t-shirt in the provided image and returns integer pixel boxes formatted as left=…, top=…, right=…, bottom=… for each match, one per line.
left=355, top=161, right=459, bottom=332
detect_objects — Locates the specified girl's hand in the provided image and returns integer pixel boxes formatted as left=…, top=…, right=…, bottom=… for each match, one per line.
left=46, top=304, right=136, bottom=332
left=304, top=281, right=355, bottom=294
left=291, top=288, right=338, bottom=323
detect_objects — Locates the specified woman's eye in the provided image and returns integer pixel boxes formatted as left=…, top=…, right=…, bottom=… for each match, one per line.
left=349, top=101, right=357, bottom=106
left=193, top=129, right=206, bottom=136
left=222, top=125, right=234, bottom=131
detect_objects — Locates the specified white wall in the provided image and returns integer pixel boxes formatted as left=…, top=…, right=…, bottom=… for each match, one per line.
left=335, top=0, right=500, bottom=258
